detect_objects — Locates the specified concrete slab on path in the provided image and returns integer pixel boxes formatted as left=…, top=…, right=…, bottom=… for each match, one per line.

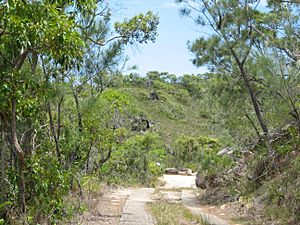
left=120, top=188, right=154, bottom=225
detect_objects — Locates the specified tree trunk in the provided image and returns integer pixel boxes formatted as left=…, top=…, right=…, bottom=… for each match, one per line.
left=72, top=90, right=83, bottom=133
left=244, top=110, right=261, bottom=139
left=241, top=69, right=269, bottom=134
left=47, top=102, right=61, bottom=161
left=11, top=96, right=26, bottom=214
left=230, top=47, right=269, bottom=135
left=1, top=115, right=7, bottom=203
left=57, top=96, right=64, bottom=141
left=288, top=95, right=300, bottom=125
left=86, top=140, right=93, bottom=174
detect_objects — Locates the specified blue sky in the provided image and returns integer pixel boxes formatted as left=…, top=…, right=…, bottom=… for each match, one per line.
left=110, top=0, right=205, bottom=76
left=109, top=0, right=268, bottom=76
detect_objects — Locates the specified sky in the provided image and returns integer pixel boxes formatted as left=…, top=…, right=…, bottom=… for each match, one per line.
left=110, top=0, right=205, bottom=76
left=109, top=0, right=268, bottom=76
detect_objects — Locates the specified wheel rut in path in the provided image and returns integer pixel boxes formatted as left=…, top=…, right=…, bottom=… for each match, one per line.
left=119, top=188, right=154, bottom=225
left=162, top=174, right=240, bottom=225
left=181, top=190, right=238, bottom=225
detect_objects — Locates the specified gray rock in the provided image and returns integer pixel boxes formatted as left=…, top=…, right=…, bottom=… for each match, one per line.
left=217, top=147, right=234, bottom=156
left=179, top=168, right=193, bottom=176
left=165, top=168, right=179, bottom=175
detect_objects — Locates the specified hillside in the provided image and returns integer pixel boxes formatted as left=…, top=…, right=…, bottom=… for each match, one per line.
left=120, top=85, right=209, bottom=145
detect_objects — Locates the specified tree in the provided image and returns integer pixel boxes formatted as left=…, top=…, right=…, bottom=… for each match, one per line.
left=178, top=0, right=269, bottom=134
left=0, top=0, right=90, bottom=213
left=0, top=0, right=159, bottom=216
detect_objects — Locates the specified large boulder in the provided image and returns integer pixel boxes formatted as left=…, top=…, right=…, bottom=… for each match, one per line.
left=131, top=115, right=155, bottom=132
left=165, top=168, right=179, bottom=175
left=195, top=172, right=206, bottom=189
left=195, top=172, right=218, bottom=189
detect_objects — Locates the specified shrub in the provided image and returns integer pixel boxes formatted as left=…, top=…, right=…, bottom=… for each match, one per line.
left=98, top=132, right=166, bottom=186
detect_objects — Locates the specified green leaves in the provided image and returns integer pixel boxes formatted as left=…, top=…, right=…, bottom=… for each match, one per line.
left=114, top=11, right=159, bottom=45
left=27, top=154, right=71, bottom=222
left=0, top=0, right=89, bottom=69
left=99, top=132, right=165, bottom=185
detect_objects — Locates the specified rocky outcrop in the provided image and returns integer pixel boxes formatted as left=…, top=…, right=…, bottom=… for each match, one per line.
left=195, top=172, right=219, bottom=189
left=149, top=91, right=159, bottom=100
left=131, top=115, right=155, bottom=132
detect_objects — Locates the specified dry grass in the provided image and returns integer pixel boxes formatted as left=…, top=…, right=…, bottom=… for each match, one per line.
left=147, top=201, right=211, bottom=225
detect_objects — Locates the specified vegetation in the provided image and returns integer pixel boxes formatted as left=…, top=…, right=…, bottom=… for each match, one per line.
left=175, top=0, right=300, bottom=224
left=0, top=0, right=160, bottom=223
left=0, top=0, right=299, bottom=224
left=147, top=202, right=210, bottom=225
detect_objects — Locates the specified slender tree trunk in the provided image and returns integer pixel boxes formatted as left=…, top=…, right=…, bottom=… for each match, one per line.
left=241, top=69, right=269, bottom=134
left=72, top=90, right=83, bottom=133
left=244, top=110, right=261, bottom=139
left=288, top=95, right=300, bottom=125
left=230, top=47, right=269, bottom=134
left=11, top=96, right=26, bottom=214
left=99, top=147, right=112, bottom=165
left=1, top=115, right=7, bottom=203
left=86, top=140, right=93, bottom=174
left=47, top=102, right=61, bottom=161
left=67, top=88, right=83, bottom=170
left=57, top=96, right=64, bottom=141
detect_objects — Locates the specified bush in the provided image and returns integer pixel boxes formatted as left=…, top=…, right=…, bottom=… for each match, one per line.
left=170, top=135, right=233, bottom=184
left=26, top=153, right=72, bottom=223
left=263, top=156, right=300, bottom=224
left=98, top=132, right=166, bottom=186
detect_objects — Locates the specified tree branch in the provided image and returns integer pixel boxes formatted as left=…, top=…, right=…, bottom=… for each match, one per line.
left=86, top=35, right=125, bottom=46
left=252, top=25, right=298, bottom=61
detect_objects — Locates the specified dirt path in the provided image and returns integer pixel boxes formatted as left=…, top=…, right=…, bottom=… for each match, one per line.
left=117, top=175, right=196, bottom=225
left=159, top=175, right=240, bottom=225
left=71, top=175, right=242, bottom=225
left=116, top=175, right=237, bottom=225
left=181, top=190, right=237, bottom=225
left=69, top=187, right=132, bottom=225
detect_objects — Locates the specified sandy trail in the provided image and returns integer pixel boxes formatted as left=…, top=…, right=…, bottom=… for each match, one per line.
left=72, top=175, right=240, bottom=225
left=159, top=174, right=239, bottom=225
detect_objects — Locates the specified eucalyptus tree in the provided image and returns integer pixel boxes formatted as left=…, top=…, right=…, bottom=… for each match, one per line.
left=0, top=0, right=159, bottom=216
left=0, top=0, right=92, bottom=213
